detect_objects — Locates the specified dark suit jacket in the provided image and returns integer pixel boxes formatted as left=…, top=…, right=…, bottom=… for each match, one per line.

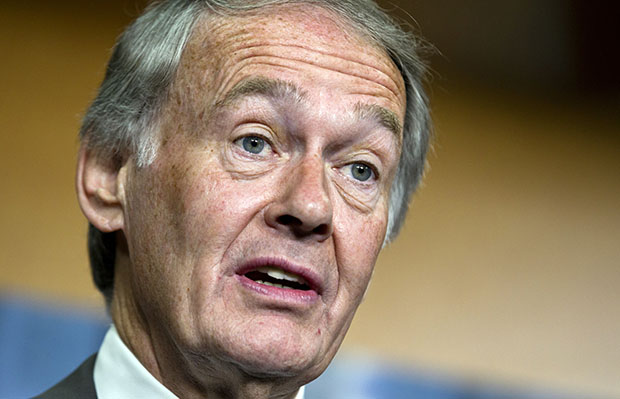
left=34, top=354, right=97, bottom=399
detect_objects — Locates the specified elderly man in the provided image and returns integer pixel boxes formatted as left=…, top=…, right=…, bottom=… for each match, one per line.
left=39, top=0, right=430, bottom=397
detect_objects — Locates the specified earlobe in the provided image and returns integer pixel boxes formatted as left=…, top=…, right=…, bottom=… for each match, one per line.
left=76, top=145, right=128, bottom=233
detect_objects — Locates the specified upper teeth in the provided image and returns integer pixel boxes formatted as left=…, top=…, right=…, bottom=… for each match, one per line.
left=257, top=266, right=307, bottom=285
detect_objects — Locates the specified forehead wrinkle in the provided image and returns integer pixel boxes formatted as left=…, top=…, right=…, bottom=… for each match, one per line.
left=223, top=41, right=404, bottom=103
left=214, top=76, right=306, bottom=110
left=354, top=103, right=403, bottom=144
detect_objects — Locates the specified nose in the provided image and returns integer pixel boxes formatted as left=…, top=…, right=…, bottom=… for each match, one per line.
left=264, top=155, right=333, bottom=241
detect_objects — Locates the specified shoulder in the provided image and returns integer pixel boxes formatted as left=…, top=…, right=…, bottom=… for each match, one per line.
left=34, top=354, right=98, bottom=399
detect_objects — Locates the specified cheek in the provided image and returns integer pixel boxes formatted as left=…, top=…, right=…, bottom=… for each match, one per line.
left=139, top=144, right=283, bottom=271
left=179, top=165, right=276, bottom=244
left=123, top=162, right=194, bottom=300
left=334, top=206, right=388, bottom=297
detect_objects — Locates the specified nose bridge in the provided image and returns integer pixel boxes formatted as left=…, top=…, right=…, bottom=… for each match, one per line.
left=264, top=150, right=333, bottom=239
left=287, top=153, right=332, bottom=225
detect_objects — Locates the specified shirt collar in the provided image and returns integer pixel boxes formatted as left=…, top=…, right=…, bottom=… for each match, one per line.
left=93, top=325, right=305, bottom=399
left=94, top=324, right=177, bottom=398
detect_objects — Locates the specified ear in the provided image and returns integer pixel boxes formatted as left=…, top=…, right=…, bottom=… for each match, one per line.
left=76, top=145, right=128, bottom=233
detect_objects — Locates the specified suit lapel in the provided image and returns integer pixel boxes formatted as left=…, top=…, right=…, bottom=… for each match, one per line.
left=34, top=353, right=97, bottom=399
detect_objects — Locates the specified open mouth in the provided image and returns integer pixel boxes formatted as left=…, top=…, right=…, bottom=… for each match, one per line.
left=244, top=266, right=312, bottom=291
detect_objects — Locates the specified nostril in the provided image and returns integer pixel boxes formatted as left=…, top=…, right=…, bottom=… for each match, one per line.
left=275, top=214, right=329, bottom=237
left=276, top=214, right=302, bottom=227
left=312, top=224, right=329, bottom=236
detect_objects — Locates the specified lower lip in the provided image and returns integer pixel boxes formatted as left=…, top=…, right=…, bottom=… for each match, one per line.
left=236, top=274, right=319, bottom=304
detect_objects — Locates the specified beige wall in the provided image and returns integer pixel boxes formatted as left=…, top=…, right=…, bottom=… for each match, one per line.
left=2, top=2, right=619, bottom=396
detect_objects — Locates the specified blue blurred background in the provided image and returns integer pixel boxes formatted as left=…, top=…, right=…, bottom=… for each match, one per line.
left=1, top=0, right=618, bottom=397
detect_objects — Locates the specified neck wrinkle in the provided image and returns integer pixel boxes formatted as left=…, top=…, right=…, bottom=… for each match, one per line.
left=110, top=248, right=166, bottom=387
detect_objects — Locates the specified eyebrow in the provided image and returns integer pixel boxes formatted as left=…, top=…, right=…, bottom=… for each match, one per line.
left=354, top=103, right=403, bottom=140
left=214, top=76, right=402, bottom=140
left=214, top=76, right=305, bottom=109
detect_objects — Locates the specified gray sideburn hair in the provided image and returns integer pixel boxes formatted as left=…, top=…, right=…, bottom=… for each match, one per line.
left=81, top=0, right=431, bottom=306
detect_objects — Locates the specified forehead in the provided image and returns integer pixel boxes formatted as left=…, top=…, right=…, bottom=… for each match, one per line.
left=173, top=4, right=406, bottom=117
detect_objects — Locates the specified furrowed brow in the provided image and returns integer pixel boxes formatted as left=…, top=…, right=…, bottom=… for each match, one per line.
left=214, top=77, right=305, bottom=109
left=354, top=103, right=403, bottom=143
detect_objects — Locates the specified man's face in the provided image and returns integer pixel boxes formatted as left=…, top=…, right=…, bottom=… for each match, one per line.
left=119, top=5, right=406, bottom=383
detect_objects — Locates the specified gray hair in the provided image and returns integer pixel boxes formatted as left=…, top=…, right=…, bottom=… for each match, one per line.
left=82, top=0, right=431, bottom=306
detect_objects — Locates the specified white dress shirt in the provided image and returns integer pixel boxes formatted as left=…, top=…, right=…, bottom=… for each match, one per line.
left=93, top=325, right=305, bottom=399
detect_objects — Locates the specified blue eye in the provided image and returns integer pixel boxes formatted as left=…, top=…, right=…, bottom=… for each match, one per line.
left=350, top=163, right=373, bottom=181
left=241, top=136, right=266, bottom=154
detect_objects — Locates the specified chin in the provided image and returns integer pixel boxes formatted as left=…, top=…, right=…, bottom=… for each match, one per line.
left=220, top=322, right=331, bottom=381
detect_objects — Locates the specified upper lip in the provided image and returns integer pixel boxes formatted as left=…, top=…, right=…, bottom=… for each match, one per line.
left=235, top=256, right=323, bottom=294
